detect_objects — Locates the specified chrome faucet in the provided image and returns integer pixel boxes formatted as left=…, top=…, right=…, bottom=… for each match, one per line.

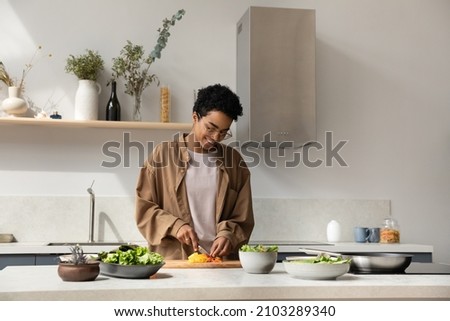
left=87, top=180, right=95, bottom=243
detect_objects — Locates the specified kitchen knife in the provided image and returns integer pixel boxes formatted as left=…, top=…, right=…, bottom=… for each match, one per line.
left=197, top=245, right=212, bottom=257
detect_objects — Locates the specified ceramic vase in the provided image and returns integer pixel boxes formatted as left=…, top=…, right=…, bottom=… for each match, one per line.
left=57, top=262, right=100, bottom=282
left=74, top=79, right=101, bottom=120
left=327, top=220, right=341, bottom=243
left=1, top=86, right=28, bottom=116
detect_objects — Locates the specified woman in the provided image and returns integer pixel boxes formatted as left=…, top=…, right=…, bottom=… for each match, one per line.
left=135, top=84, right=254, bottom=260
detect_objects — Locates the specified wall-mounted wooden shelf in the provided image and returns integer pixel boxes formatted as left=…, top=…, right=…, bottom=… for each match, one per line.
left=0, top=117, right=192, bottom=131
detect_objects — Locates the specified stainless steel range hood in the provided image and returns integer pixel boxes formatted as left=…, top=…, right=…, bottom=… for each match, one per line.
left=236, top=7, right=316, bottom=148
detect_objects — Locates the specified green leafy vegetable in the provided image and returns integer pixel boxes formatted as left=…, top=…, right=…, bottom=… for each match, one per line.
left=240, top=244, right=278, bottom=253
left=291, top=254, right=351, bottom=264
left=98, top=245, right=164, bottom=265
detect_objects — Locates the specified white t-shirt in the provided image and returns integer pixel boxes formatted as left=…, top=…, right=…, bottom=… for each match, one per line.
left=185, top=150, right=218, bottom=251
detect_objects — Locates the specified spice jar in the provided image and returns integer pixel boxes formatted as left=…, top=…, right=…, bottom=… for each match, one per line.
left=380, top=218, right=400, bottom=243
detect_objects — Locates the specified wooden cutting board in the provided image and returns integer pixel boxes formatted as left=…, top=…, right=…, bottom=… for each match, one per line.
left=163, top=260, right=241, bottom=269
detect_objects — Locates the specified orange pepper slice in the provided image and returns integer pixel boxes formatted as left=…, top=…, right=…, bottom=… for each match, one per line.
left=188, top=252, right=222, bottom=263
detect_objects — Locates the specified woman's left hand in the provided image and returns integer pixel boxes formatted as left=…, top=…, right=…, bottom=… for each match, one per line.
left=210, top=236, right=231, bottom=257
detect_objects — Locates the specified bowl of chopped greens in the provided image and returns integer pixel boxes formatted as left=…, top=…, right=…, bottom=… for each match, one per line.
left=98, top=244, right=165, bottom=279
left=283, top=254, right=351, bottom=280
left=239, top=244, right=278, bottom=274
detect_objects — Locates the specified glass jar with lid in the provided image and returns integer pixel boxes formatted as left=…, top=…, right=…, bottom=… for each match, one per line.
left=380, top=218, right=400, bottom=243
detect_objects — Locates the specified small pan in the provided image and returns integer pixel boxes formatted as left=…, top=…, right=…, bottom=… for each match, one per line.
left=342, top=252, right=413, bottom=274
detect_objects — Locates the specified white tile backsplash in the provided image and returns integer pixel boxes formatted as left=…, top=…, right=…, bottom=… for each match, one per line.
left=0, top=196, right=144, bottom=243
left=251, top=199, right=390, bottom=242
left=0, top=196, right=390, bottom=244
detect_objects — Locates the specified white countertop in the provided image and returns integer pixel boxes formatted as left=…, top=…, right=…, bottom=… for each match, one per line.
left=0, top=263, right=449, bottom=300
left=0, top=242, right=433, bottom=255
left=299, top=242, right=434, bottom=253
left=0, top=242, right=147, bottom=254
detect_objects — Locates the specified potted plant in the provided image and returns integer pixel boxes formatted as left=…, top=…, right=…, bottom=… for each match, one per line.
left=57, top=244, right=100, bottom=282
left=111, top=9, right=185, bottom=121
left=65, top=49, right=104, bottom=120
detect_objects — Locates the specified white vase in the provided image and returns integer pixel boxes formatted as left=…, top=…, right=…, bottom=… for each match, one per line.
left=74, top=80, right=101, bottom=120
left=1, top=86, right=28, bottom=116
left=326, top=220, right=341, bottom=243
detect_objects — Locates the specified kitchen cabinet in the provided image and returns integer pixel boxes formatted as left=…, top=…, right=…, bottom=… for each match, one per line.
left=0, top=254, right=61, bottom=270
left=35, top=255, right=60, bottom=266
left=0, top=255, right=35, bottom=270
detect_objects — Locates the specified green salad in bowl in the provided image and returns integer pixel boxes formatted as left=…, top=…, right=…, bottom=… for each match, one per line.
left=283, top=254, right=351, bottom=280
left=98, top=244, right=165, bottom=279
left=240, top=244, right=278, bottom=252
left=289, top=254, right=351, bottom=264
left=239, top=244, right=279, bottom=274
left=98, top=244, right=164, bottom=265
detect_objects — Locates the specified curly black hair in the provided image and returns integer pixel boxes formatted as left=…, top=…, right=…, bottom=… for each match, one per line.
left=193, top=84, right=243, bottom=121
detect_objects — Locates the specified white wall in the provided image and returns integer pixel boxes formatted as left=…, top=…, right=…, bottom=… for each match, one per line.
left=1, top=0, right=449, bottom=263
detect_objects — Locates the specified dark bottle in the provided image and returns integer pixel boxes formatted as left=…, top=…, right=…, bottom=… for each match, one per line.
left=50, top=111, right=62, bottom=119
left=105, top=80, right=121, bottom=121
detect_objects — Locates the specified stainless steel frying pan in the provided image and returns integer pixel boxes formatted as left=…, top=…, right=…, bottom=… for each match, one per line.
left=343, top=252, right=413, bottom=274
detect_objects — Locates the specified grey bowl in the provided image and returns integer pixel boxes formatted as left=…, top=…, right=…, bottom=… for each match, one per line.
left=99, top=262, right=165, bottom=279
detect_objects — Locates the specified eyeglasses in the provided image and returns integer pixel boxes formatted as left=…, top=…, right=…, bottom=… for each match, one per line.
left=197, top=114, right=232, bottom=140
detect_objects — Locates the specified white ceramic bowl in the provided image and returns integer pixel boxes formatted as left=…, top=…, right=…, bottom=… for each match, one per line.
left=239, top=251, right=278, bottom=274
left=283, top=257, right=350, bottom=280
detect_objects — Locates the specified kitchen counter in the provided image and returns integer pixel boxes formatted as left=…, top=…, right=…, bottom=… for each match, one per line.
left=251, top=241, right=434, bottom=263
left=1, top=263, right=449, bottom=300
left=254, top=242, right=434, bottom=254
left=0, top=242, right=147, bottom=254
left=0, top=242, right=151, bottom=270
left=0, top=242, right=433, bottom=254
left=300, top=242, right=434, bottom=254
left=0, top=242, right=434, bottom=270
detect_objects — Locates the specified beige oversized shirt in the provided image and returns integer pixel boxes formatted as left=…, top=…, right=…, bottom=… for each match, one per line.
left=135, top=133, right=255, bottom=260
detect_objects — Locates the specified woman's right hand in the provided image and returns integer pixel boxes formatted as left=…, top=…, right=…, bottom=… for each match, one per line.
left=176, top=224, right=199, bottom=249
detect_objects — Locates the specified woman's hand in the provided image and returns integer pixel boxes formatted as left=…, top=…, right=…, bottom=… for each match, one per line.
left=176, top=224, right=199, bottom=249
left=210, top=236, right=231, bottom=258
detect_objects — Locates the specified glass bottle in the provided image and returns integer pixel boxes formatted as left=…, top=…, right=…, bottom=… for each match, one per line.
left=380, top=218, right=400, bottom=243
left=160, top=85, right=170, bottom=122
left=50, top=111, right=62, bottom=119
left=105, top=80, right=121, bottom=121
